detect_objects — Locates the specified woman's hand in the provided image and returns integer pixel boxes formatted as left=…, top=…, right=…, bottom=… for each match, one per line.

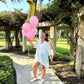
left=28, top=39, right=34, bottom=47
left=50, top=58, right=53, bottom=63
left=50, top=55, right=53, bottom=63
left=28, top=39, right=31, bottom=43
left=28, top=39, right=30, bottom=41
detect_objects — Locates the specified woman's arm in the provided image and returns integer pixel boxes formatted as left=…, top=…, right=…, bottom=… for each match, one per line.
left=47, top=42, right=53, bottom=63
left=28, top=39, right=34, bottom=47
left=49, top=55, right=53, bottom=63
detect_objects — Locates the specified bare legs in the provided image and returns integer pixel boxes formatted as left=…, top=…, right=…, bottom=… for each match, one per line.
left=41, top=64, right=45, bottom=79
left=33, top=62, right=40, bottom=78
left=32, top=62, right=46, bottom=79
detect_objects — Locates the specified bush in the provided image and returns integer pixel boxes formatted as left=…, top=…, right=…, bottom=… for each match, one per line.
left=0, top=53, right=14, bottom=84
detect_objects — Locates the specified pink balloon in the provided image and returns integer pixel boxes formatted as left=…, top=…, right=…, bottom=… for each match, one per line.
left=22, top=23, right=32, bottom=33
left=22, top=30, right=27, bottom=37
left=31, top=27, right=38, bottom=35
left=30, top=16, right=39, bottom=27
left=27, top=32, right=35, bottom=40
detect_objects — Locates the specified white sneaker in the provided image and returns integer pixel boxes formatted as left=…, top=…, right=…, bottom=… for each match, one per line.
left=39, top=79, right=45, bottom=84
left=30, top=78, right=38, bottom=83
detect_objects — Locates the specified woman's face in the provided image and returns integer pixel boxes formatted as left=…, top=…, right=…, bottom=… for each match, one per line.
left=41, top=33, right=46, bottom=40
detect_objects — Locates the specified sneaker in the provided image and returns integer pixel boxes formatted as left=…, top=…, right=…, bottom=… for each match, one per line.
left=30, top=78, right=37, bottom=83
left=39, top=79, right=45, bottom=84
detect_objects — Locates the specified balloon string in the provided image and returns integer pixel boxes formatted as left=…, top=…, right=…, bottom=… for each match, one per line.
left=28, top=45, right=29, bottom=58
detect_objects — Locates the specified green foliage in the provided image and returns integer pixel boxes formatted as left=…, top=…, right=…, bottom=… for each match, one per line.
left=0, top=53, right=14, bottom=84
left=0, top=9, right=27, bottom=28
left=35, top=0, right=84, bottom=28
left=0, top=0, right=6, bottom=3
left=70, top=14, right=78, bottom=26
left=61, top=29, right=70, bottom=38
left=0, top=32, right=5, bottom=39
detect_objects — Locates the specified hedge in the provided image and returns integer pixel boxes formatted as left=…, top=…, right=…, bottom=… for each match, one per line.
left=0, top=53, right=14, bottom=84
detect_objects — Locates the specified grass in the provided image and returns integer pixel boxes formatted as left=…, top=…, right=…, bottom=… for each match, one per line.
left=57, top=38, right=68, bottom=41
left=50, top=60, right=74, bottom=70
left=56, top=43, right=70, bottom=53
left=16, top=43, right=74, bottom=61
left=27, top=43, right=36, bottom=52
left=0, top=40, right=74, bottom=62
left=0, top=38, right=68, bottom=42
left=0, top=41, right=74, bottom=84
left=0, top=39, right=5, bottom=41
left=31, top=38, right=68, bottom=41
left=21, top=42, right=74, bottom=74
left=26, top=43, right=74, bottom=62
left=0, top=41, right=74, bottom=62
left=56, top=43, right=74, bottom=61
left=0, top=43, right=5, bottom=47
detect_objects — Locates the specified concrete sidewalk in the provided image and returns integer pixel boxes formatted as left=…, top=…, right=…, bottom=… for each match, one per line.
left=3, top=52, right=63, bottom=84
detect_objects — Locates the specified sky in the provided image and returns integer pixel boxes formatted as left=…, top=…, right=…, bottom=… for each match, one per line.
left=0, top=0, right=53, bottom=13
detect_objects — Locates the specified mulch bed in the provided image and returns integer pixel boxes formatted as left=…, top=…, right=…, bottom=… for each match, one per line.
left=0, top=48, right=84, bottom=84
left=50, top=57, right=84, bottom=84
left=56, top=65, right=84, bottom=84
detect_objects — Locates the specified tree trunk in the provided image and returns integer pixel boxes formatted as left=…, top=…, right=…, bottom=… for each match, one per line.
left=5, top=29, right=12, bottom=50
left=70, top=28, right=74, bottom=55
left=50, top=25, right=57, bottom=58
left=26, top=0, right=36, bottom=22
left=15, top=30, right=20, bottom=47
left=22, top=0, right=37, bottom=52
left=22, top=35, right=27, bottom=52
left=76, top=15, right=84, bottom=78
left=39, top=0, right=42, bottom=10
left=58, top=29, right=61, bottom=38
left=39, top=29, right=43, bottom=39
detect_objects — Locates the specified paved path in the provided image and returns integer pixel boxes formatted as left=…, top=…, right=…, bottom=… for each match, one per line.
left=2, top=52, right=63, bottom=84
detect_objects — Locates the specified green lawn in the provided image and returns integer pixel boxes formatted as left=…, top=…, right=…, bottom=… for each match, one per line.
left=17, top=42, right=74, bottom=61
left=0, top=41, right=74, bottom=61
left=26, top=43, right=74, bottom=72
left=50, top=43, right=74, bottom=76
left=26, top=43, right=74, bottom=61
left=0, top=38, right=68, bottom=42
left=56, top=43, right=74, bottom=61
left=0, top=42, right=74, bottom=83
left=0, top=43, right=5, bottom=47
left=31, top=38, right=68, bottom=41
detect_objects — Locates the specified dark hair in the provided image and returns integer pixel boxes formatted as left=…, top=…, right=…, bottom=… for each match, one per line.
left=45, top=33, right=49, bottom=42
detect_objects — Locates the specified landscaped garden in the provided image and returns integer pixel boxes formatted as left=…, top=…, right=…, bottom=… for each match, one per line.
left=0, top=0, right=84, bottom=84
left=0, top=42, right=76, bottom=84
left=0, top=41, right=84, bottom=84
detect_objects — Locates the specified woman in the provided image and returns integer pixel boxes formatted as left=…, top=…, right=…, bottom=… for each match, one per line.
left=28, top=32, right=53, bottom=84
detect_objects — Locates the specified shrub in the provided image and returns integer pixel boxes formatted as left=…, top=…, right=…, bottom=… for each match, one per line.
left=0, top=53, right=14, bottom=84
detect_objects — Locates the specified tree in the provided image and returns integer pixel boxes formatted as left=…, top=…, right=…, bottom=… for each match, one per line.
left=26, top=0, right=37, bottom=22
left=0, top=10, right=27, bottom=49
left=34, top=0, right=84, bottom=77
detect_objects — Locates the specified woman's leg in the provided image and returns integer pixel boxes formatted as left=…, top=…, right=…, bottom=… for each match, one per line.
left=33, top=62, right=40, bottom=78
left=41, top=64, right=46, bottom=79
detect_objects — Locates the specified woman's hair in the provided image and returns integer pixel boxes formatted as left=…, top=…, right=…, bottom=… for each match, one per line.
left=45, top=33, right=49, bottom=42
